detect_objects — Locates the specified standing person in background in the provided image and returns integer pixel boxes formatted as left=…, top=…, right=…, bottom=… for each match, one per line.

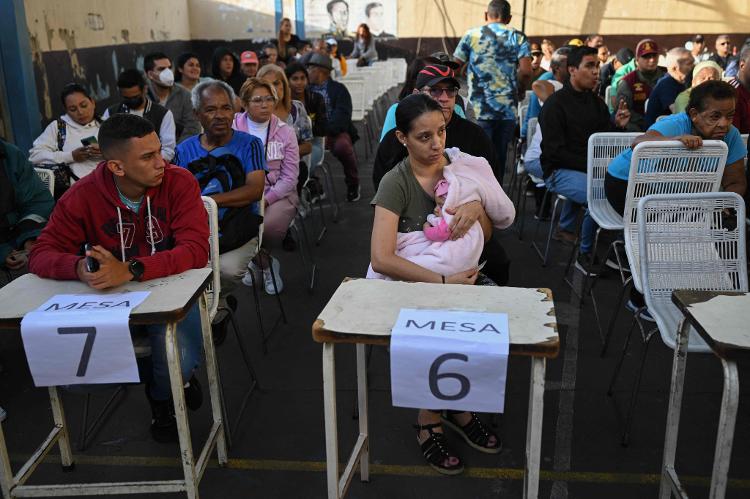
left=30, top=83, right=102, bottom=182
left=540, top=39, right=555, bottom=71
left=103, top=69, right=176, bottom=161
left=644, top=47, right=694, bottom=127
left=709, top=34, right=734, bottom=70
left=175, top=52, right=206, bottom=93
left=530, top=43, right=546, bottom=81
left=306, top=53, right=361, bottom=202
left=585, top=34, right=604, bottom=48
left=690, top=34, right=709, bottom=63
left=144, top=52, right=201, bottom=143
left=349, top=24, right=378, bottom=66
left=263, top=44, right=284, bottom=68
left=286, top=63, right=328, bottom=181
left=240, top=51, right=260, bottom=79
left=211, top=47, right=245, bottom=95
left=453, top=0, right=532, bottom=183
left=276, top=17, right=301, bottom=64
left=597, top=45, right=610, bottom=65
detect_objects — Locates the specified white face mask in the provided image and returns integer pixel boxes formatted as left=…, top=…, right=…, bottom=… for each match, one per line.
left=158, top=68, right=175, bottom=87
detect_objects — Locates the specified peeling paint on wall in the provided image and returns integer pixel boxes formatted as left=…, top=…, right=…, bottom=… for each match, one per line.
left=121, top=29, right=130, bottom=43
left=58, top=28, right=86, bottom=79
left=28, top=34, right=53, bottom=120
left=43, top=12, right=54, bottom=51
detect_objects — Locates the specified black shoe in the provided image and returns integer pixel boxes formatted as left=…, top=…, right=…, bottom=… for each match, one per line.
left=347, top=184, right=361, bottom=202
left=574, top=252, right=600, bottom=277
left=146, top=388, right=177, bottom=443
left=282, top=229, right=297, bottom=252
left=184, top=375, right=203, bottom=411
left=211, top=294, right=237, bottom=347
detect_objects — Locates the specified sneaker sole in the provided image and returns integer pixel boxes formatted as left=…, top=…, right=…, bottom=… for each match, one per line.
left=574, top=261, right=599, bottom=277
left=605, top=259, right=631, bottom=272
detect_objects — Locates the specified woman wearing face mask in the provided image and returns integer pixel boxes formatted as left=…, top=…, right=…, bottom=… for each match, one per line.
left=349, top=24, right=377, bottom=66
left=30, top=83, right=103, bottom=185
left=232, top=78, right=300, bottom=294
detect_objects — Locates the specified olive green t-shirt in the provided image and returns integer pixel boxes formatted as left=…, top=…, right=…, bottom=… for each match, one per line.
left=371, top=156, right=439, bottom=233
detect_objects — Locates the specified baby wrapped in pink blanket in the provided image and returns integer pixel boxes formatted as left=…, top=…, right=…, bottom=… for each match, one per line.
left=367, top=148, right=515, bottom=280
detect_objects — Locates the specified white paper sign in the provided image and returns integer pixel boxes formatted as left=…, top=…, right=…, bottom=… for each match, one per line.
left=390, top=308, right=510, bottom=412
left=21, top=292, right=150, bottom=387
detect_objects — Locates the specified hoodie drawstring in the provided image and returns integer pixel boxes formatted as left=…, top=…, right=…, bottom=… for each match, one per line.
left=116, top=196, right=155, bottom=260
left=146, top=196, right=155, bottom=256
left=116, top=206, right=126, bottom=262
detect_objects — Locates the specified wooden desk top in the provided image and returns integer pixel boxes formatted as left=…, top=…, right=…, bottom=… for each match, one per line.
left=313, top=279, right=559, bottom=358
left=672, top=290, right=750, bottom=360
left=0, top=268, right=212, bottom=329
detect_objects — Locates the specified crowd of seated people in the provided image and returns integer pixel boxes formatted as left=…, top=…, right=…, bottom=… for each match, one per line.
left=5, top=0, right=750, bottom=471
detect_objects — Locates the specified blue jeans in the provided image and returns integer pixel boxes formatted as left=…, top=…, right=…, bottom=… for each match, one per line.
left=309, top=137, right=325, bottom=178
left=477, top=119, right=516, bottom=182
left=545, top=169, right=598, bottom=255
left=135, top=303, right=203, bottom=401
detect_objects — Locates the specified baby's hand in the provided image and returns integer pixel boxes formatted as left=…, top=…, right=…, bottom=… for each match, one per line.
left=434, top=206, right=441, bottom=216
left=423, top=221, right=432, bottom=231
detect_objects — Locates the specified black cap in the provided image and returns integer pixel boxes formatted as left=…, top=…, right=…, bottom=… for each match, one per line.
left=425, top=51, right=461, bottom=70
left=615, top=47, right=634, bottom=65
left=415, top=64, right=460, bottom=90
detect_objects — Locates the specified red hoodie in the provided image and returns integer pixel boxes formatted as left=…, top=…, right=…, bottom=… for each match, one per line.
left=29, top=162, right=209, bottom=282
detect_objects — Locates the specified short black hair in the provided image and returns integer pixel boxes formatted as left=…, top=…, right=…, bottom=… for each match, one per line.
left=687, top=79, right=736, bottom=113
left=326, top=0, right=348, bottom=14
left=175, top=52, right=200, bottom=82
left=60, top=83, right=92, bottom=107
left=284, top=62, right=308, bottom=80
left=365, top=2, right=382, bottom=17
left=567, top=46, right=598, bottom=68
left=144, top=52, right=170, bottom=73
left=98, top=113, right=155, bottom=160
left=487, top=0, right=511, bottom=20
left=117, top=69, right=146, bottom=90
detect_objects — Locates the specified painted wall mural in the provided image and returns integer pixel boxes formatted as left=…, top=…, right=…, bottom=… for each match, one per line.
left=303, top=0, right=397, bottom=40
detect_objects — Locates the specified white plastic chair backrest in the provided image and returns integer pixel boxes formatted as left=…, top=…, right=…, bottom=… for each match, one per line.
left=638, top=192, right=747, bottom=352
left=202, top=196, right=221, bottom=322
left=343, top=79, right=366, bottom=121
left=586, top=132, right=640, bottom=228
left=742, top=133, right=748, bottom=148
left=518, top=104, right=529, bottom=128
left=604, top=85, right=612, bottom=109
left=623, top=140, right=728, bottom=293
left=520, top=89, right=532, bottom=107
left=34, top=168, right=55, bottom=196
left=526, top=117, right=538, bottom=145
left=315, top=136, right=326, bottom=167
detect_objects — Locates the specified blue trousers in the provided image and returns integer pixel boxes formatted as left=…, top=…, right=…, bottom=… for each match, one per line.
left=545, top=168, right=598, bottom=255
left=134, top=303, right=203, bottom=401
left=477, top=118, right=516, bottom=183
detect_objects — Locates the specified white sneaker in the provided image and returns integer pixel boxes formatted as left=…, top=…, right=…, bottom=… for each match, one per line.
left=242, top=260, right=261, bottom=287
left=246, top=257, right=283, bottom=295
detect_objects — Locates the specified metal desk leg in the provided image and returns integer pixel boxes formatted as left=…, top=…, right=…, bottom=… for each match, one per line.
left=165, top=321, right=198, bottom=499
left=659, top=318, right=691, bottom=499
left=199, top=294, right=228, bottom=465
left=322, top=343, right=339, bottom=499
left=523, top=357, right=546, bottom=499
left=356, top=344, right=370, bottom=482
left=48, top=386, right=74, bottom=469
left=709, top=359, right=739, bottom=499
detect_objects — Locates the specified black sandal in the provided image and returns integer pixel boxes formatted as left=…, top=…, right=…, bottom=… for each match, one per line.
left=413, top=422, right=464, bottom=475
left=441, top=411, right=502, bottom=454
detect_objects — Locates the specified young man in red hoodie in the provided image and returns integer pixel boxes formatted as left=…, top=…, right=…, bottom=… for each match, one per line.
left=29, top=114, right=210, bottom=442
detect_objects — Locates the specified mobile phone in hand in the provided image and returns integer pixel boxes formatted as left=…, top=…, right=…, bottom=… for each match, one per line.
left=84, top=243, right=99, bottom=272
left=81, top=136, right=98, bottom=147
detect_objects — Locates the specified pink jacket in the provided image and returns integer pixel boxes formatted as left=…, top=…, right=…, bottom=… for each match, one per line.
left=232, top=113, right=299, bottom=205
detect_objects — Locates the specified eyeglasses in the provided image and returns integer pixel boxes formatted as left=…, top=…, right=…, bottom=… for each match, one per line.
left=719, top=42, right=731, bottom=45
left=249, top=95, right=276, bottom=105
left=423, top=86, right=459, bottom=98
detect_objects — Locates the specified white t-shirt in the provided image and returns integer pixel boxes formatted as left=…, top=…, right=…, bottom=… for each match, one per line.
left=245, top=117, right=270, bottom=147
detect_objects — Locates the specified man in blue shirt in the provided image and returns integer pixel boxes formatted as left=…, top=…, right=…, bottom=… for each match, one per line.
left=522, top=47, right=572, bottom=139
left=644, top=47, right=694, bottom=127
left=454, top=0, right=532, bottom=182
left=174, top=80, right=266, bottom=339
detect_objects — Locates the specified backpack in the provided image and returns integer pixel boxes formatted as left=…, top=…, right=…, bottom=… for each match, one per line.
left=35, top=119, right=80, bottom=200
left=186, top=153, right=262, bottom=253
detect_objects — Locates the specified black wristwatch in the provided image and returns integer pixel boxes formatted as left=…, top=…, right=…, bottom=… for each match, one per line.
left=128, top=259, right=145, bottom=281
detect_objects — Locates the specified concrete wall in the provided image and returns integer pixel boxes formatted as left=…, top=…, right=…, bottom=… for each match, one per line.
left=187, top=0, right=277, bottom=41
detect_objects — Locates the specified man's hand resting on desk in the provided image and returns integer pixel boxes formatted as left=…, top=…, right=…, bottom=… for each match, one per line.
left=76, top=245, right=133, bottom=289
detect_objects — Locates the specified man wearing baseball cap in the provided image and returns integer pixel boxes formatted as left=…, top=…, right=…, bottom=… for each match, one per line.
left=373, top=64, right=511, bottom=286
left=615, top=38, right=666, bottom=130
left=306, top=53, right=361, bottom=201
left=240, top=51, right=259, bottom=79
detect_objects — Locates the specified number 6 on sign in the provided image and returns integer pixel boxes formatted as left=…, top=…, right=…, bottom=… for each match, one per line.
left=390, top=308, right=510, bottom=413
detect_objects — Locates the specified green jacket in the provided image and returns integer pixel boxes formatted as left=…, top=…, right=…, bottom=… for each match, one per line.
left=608, top=59, right=636, bottom=112
left=0, top=140, right=54, bottom=264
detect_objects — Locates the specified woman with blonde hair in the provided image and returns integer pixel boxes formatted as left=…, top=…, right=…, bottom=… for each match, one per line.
left=232, top=77, right=300, bottom=294
left=276, top=17, right=301, bottom=64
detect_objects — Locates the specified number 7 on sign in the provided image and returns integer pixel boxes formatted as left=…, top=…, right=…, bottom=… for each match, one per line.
left=58, top=327, right=97, bottom=377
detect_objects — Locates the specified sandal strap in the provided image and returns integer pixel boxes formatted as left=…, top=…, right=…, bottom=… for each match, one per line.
left=412, top=422, right=442, bottom=431
left=416, top=428, right=455, bottom=467
left=446, top=412, right=498, bottom=448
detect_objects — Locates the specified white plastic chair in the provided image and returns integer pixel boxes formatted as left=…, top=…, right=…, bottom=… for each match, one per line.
left=34, top=168, right=55, bottom=196
left=604, top=85, right=612, bottom=110
left=607, top=192, right=747, bottom=445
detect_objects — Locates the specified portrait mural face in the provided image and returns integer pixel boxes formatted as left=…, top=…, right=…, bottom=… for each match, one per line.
left=304, top=0, right=397, bottom=39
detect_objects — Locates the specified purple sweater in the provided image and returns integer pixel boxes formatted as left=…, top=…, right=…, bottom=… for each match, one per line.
left=232, top=112, right=299, bottom=205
